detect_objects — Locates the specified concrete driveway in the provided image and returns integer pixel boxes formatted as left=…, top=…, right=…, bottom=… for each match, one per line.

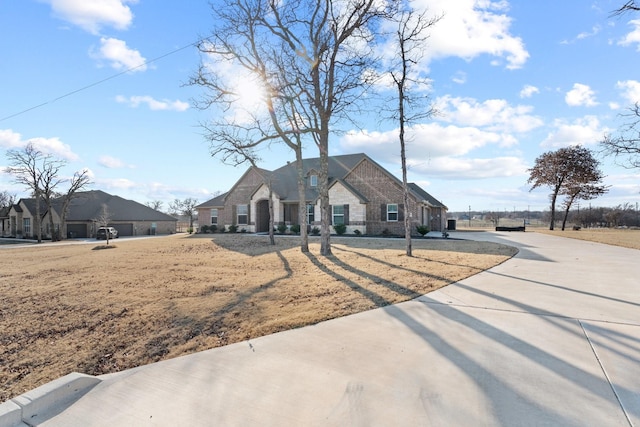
left=5, top=231, right=640, bottom=426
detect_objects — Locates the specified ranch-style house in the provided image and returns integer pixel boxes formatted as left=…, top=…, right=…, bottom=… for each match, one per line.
left=196, top=153, right=448, bottom=235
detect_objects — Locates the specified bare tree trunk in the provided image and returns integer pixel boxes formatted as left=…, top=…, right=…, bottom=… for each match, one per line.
left=398, top=67, right=412, bottom=256
left=561, top=204, right=571, bottom=231
left=318, top=143, right=331, bottom=256
left=549, top=192, right=557, bottom=230
left=35, top=190, right=42, bottom=243
left=268, top=184, right=275, bottom=245
left=47, top=197, right=56, bottom=241
left=295, top=147, right=309, bottom=252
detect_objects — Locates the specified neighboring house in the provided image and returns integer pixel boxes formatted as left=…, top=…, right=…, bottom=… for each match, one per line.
left=6, top=190, right=177, bottom=239
left=0, top=206, right=11, bottom=237
left=196, top=153, right=448, bottom=235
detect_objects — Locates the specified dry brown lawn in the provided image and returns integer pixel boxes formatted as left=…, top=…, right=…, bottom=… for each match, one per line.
left=533, top=228, right=640, bottom=250
left=0, top=233, right=517, bottom=401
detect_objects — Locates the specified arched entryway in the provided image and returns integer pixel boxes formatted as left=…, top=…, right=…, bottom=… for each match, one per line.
left=256, top=199, right=270, bottom=232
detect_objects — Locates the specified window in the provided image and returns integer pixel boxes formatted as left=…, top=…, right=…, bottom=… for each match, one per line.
left=310, top=174, right=318, bottom=187
left=210, top=209, right=218, bottom=225
left=23, top=218, right=31, bottom=235
left=387, top=204, right=398, bottom=222
left=237, top=205, right=248, bottom=225
left=307, top=204, right=315, bottom=224
left=332, top=205, right=344, bottom=225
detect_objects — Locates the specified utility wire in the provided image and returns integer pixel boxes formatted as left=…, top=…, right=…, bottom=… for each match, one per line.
left=0, top=36, right=210, bottom=123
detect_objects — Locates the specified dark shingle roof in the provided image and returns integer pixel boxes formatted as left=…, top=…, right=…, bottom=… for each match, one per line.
left=408, top=183, right=447, bottom=208
left=195, top=192, right=228, bottom=209
left=60, top=190, right=177, bottom=221
left=268, top=153, right=368, bottom=202
left=201, top=153, right=446, bottom=209
left=14, top=190, right=175, bottom=222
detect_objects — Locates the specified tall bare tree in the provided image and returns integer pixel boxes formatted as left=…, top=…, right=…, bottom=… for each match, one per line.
left=192, top=0, right=394, bottom=255
left=39, top=155, right=66, bottom=241
left=6, top=143, right=47, bottom=242
left=528, top=146, right=607, bottom=230
left=387, top=5, right=440, bottom=256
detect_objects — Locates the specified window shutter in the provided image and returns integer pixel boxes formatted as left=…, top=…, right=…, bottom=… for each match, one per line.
left=247, top=204, right=251, bottom=224
left=398, top=204, right=405, bottom=221
left=343, top=204, right=349, bottom=225
left=381, top=204, right=386, bottom=221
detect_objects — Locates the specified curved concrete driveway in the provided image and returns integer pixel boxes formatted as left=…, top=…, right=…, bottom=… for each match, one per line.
left=10, top=232, right=640, bottom=426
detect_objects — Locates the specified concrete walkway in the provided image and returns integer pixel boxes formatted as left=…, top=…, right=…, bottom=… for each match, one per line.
left=4, top=231, right=639, bottom=426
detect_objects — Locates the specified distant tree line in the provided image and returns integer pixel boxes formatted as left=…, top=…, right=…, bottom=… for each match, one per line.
left=451, top=203, right=640, bottom=229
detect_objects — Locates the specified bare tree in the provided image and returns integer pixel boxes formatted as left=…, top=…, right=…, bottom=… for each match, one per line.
left=58, top=170, right=91, bottom=240
left=611, top=1, right=640, bottom=16
left=0, top=191, right=16, bottom=209
left=6, top=143, right=47, bottom=242
left=170, top=198, right=199, bottom=232
left=39, top=155, right=66, bottom=241
left=604, top=4, right=640, bottom=171
left=94, top=204, right=113, bottom=245
left=601, top=103, right=640, bottom=170
left=387, top=6, right=440, bottom=256
left=528, top=146, right=607, bottom=230
left=192, top=0, right=394, bottom=255
left=145, top=200, right=164, bottom=211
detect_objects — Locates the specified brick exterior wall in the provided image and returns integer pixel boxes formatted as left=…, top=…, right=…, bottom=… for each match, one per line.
left=345, top=159, right=426, bottom=235
left=218, top=168, right=264, bottom=231
left=202, top=157, right=446, bottom=236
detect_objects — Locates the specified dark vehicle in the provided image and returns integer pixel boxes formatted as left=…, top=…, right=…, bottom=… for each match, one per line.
left=96, top=227, right=119, bottom=240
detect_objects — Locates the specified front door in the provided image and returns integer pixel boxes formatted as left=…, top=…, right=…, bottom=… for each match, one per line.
left=256, top=200, right=270, bottom=232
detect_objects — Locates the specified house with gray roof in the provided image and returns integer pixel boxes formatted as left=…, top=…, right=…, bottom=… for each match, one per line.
left=196, top=153, right=448, bottom=235
left=6, top=190, right=177, bottom=239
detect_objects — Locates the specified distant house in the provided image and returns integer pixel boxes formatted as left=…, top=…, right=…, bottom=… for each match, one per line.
left=0, top=206, right=10, bottom=237
left=5, top=190, right=177, bottom=239
left=196, top=153, right=447, bottom=235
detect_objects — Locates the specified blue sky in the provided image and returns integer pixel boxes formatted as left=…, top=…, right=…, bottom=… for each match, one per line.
left=1, top=0, right=639, bottom=213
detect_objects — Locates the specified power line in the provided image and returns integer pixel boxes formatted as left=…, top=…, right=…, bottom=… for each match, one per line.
left=0, top=36, right=209, bottom=123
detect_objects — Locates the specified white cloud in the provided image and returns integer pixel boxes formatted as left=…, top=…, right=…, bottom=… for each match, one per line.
left=115, top=95, right=190, bottom=111
left=98, top=155, right=136, bottom=169
left=0, top=129, right=79, bottom=161
left=519, top=84, right=539, bottom=98
left=561, top=25, right=601, bottom=44
left=417, top=0, right=529, bottom=69
left=340, top=124, right=502, bottom=159
left=45, top=0, right=137, bottom=34
left=413, top=156, right=529, bottom=179
left=90, top=37, right=147, bottom=72
left=99, top=177, right=137, bottom=190
left=618, top=19, right=640, bottom=51
left=0, top=129, right=24, bottom=149
left=435, top=95, right=543, bottom=134
left=616, top=80, right=640, bottom=105
left=541, top=116, right=608, bottom=148
left=565, top=83, right=598, bottom=107
left=451, top=71, right=467, bottom=84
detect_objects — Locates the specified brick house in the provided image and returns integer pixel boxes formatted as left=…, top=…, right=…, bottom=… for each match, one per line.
left=5, top=190, right=177, bottom=239
left=196, top=153, right=447, bottom=235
